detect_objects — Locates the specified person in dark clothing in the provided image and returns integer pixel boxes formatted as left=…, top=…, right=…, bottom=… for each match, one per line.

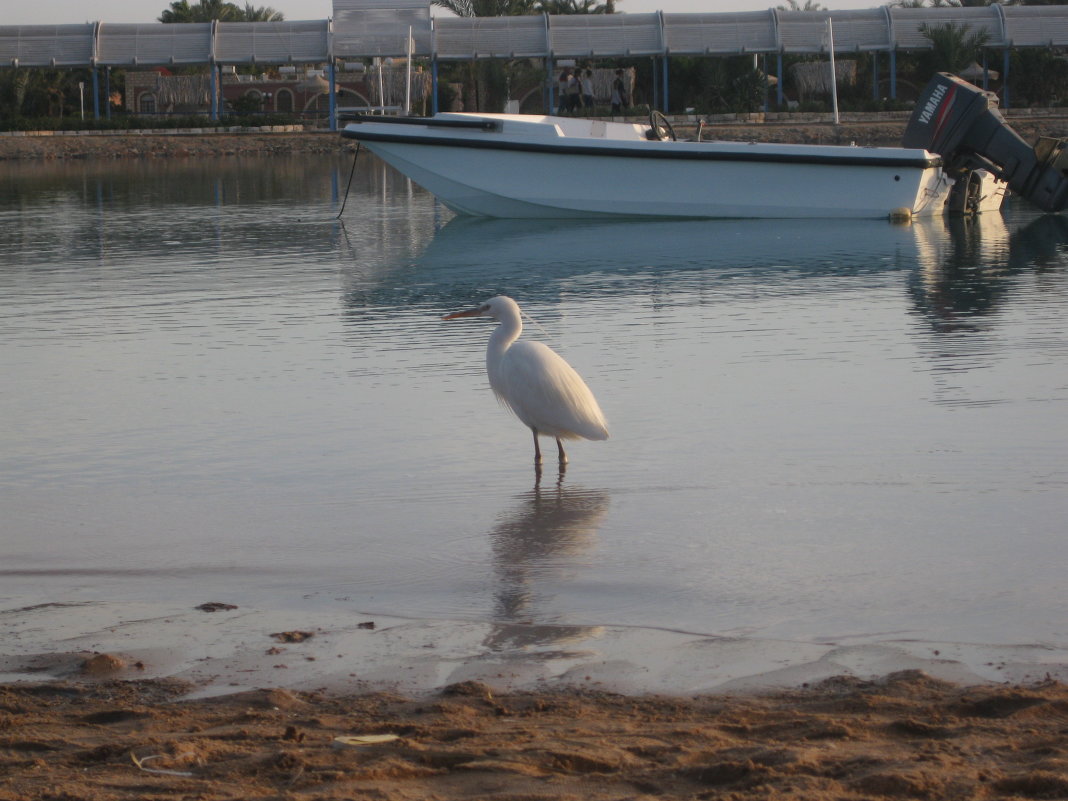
left=611, top=69, right=628, bottom=114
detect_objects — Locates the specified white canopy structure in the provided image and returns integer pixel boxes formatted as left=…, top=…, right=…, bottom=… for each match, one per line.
left=5, top=4, right=1068, bottom=67
left=2, top=2, right=1065, bottom=124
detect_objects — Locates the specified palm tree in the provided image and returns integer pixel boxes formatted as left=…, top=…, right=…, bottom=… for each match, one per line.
left=158, top=0, right=283, bottom=22
left=535, top=0, right=612, bottom=12
left=159, top=0, right=239, bottom=22
left=918, top=22, right=990, bottom=75
left=777, top=0, right=827, bottom=10
left=240, top=3, right=284, bottom=21
left=430, top=0, right=535, bottom=16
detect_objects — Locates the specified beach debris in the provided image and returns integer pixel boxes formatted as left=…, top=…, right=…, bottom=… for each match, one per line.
left=442, top=680, right=494, bottom=699
left=332, top=734, right=401, bottom=748
left=81, top=653, right=126, bottom=676
left=196, top=602, right=238, bottom=612
left=358, top=621, right=375, bottom=630
left=271, top=630, right=314, bottom=643
left=130, top=752, right=195, bottom=778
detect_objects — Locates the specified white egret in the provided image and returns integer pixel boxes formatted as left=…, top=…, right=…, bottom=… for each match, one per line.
left=443, top=296, right=608, bottom=465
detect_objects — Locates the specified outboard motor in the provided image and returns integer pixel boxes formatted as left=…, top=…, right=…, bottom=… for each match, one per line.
left=904, top=72, right=1068, bottom=213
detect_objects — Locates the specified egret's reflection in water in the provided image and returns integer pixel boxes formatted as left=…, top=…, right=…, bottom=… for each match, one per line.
left=485, top=471, right=610, bottom=651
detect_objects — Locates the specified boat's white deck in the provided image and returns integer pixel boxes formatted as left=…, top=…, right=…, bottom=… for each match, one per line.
left=409, top=113, right=933, bottom=160
left=435, top=112, right=653, bottom=142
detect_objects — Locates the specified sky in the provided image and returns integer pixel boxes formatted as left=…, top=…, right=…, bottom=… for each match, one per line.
left=8, top=0, right=875, bottom=26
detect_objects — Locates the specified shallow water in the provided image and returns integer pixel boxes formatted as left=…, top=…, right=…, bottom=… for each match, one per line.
left=2, top=154, right=1066, bottom=658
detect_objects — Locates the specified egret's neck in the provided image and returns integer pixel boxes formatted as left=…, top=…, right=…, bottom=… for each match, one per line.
left=486, top=311, right=522, bottom=375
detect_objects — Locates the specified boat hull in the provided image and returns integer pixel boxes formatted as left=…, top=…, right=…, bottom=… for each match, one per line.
left=343, top=114, right=958, bottom=220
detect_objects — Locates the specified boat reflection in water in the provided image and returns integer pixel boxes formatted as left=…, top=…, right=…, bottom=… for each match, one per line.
left=340, top=200, right=1068, bottom=332
left=484, top=475, right=610, bottom=653
left=910, top=211, right=1068, bottom=332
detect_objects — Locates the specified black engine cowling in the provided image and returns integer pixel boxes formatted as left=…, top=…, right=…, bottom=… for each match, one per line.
left=904, top=72, right=1068, bottom=213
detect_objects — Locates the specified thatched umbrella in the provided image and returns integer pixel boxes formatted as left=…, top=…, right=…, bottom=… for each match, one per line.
left=959, top=62, right=999, bottom=82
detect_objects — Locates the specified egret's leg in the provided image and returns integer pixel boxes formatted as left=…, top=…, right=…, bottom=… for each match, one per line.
left=556, top=438, right=568, bottom=465
left=532, top=428, right=543, bottom=464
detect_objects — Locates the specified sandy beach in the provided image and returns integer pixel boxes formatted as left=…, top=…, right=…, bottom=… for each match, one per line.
left=3, top=671, right=1068, bottom=800
left=3, top=600, right=1068, bottom=799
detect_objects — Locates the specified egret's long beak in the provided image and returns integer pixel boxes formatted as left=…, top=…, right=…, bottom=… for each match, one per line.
left=442, top=307, right=482, bottom=320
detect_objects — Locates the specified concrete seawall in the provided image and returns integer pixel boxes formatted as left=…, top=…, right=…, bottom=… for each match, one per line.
left=3, top=112, right=1068, bottom=159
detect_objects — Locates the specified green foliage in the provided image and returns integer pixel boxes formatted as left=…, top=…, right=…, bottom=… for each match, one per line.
left=430, top=0, right=611, bottom=19
left=667, top=57, right=767, bottom=114
left=429, top=0, right=535, bottom=16
left=158, top=0, right=283, bottom=23
left=228, top=93, right=265, bottom=115
left=917, top=22, right=990, bottom=77
left=0, top=68, right=89, bottom=119
left=535, top=0, right=612, bottom=12
left=238, top=2, right=284, bottom=21
left=1008, top=48, right=1068, bottom=106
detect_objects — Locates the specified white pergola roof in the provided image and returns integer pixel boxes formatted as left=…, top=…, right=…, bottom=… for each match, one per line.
left=779, top=8, right=893, bottom=54
left=95, top=23, right=213, bottom=66
left=6, top=4, right=1068, bottom=67
left=0, top=24, right=95, bottom=67
left=1001, top=5, right=1068, bottom=47
left=332, top=0, right=432, bottom=58
left=214, top=21, right=330, bottom=65
left=548, top=13, right=663, bottom=58
left=888, top=6, right=1006, bottom=51
left=662, top=12, right=776, bottom=56
left=433, top=16, right=547, bottom=60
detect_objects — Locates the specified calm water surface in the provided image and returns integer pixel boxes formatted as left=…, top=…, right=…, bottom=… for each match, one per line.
left=2, top=154, right=1066, bottom=651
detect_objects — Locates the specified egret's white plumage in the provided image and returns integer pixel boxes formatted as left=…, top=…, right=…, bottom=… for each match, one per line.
left=443, top=296, right=608, bottom=464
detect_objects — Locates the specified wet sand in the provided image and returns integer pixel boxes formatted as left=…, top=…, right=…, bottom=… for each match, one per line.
left=3, top=601, right=1068, bottom=799
left=3, top=672, right=1068, bottom=800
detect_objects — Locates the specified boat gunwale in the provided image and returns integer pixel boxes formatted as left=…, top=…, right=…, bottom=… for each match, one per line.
left=341, top=126, right=943, bottom=169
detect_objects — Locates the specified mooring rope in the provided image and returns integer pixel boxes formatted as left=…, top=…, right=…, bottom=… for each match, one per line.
left=335, top=142, right=361, bottom=220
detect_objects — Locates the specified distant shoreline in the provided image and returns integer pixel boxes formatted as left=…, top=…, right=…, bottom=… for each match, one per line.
left=3, top=111, right=1068, bottom=159
left=0, top=130, right=350, bottom=160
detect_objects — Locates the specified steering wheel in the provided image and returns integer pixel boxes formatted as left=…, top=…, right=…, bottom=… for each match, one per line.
left=649, top=109, right=677, bottom=142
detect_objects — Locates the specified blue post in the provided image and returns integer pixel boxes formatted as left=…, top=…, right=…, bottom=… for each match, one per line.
left=889, top=49, right=897, bottom=100
left=329, top=61, right=337, bottom=131
left=92, top=67, right=100, bottom=120
left=662, top=56, right=669, bottom=112
left=651, top=57, right=659, bottom=110
left=105, top=67, right=111, bottom=120
left=1003, top=49, right=1010, bottom=109
left=777, top=51, right=783, bottom=106
left=431, top=58, right=439, bottom=114
left=762, top=53, right=768, bottom=112
left=549, top=59, right=555, bottom=113
left=982, top=50, right=989, bottom=90
left=210, top=65, right=218, bottom=121
left=872, top=51, right=878, bottom=101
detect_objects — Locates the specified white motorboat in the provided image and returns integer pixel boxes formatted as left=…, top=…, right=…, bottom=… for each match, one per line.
left=340, top=74, right=1068, bottom=221
left=344, top=112, right=967, bottom=220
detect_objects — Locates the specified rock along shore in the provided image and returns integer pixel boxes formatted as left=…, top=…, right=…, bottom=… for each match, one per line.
left=3, top=112, right=1068, bottom=160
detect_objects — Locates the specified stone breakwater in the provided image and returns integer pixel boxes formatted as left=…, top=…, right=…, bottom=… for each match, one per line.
left=2, top=113, right=1067, bottom=159
left=0, top=129, right=353, bottom=160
